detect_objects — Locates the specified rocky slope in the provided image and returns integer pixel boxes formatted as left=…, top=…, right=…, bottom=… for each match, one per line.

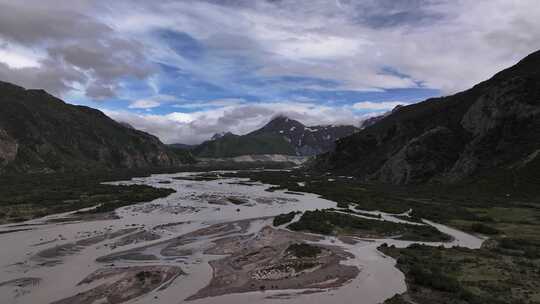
left=0, top=81, right=192, bottom=173
left=317, top=50, right=540, bottom=185
left=194, top=116, right=359, bottom=158
left=249, top=115, right=359, bottom=156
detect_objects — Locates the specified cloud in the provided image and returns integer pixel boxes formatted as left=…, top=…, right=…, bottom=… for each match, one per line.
left=353, top=101, right=408, bottom=111
left=3, top=0, right=539, bottom=99
left=128, top=94, right=182, bottom=109
left=0, top=1, right=154, bottom=98
left=129, top=99, right=161, bottom=109
left=0, top=60, right=85, bottom=96
left=0, top=46, right=41, bottom=68
left=173, top=98, right=245, bottom=109
left=87, top=0, right=539, bottom=100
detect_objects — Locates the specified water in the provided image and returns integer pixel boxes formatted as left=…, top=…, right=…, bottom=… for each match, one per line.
left=0, top=172, right=485, bottom=304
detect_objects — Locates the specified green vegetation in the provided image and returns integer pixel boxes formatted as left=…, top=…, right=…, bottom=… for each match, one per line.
left=286, top=243, right=322, bottom=258
left=0, top=169, right=176, bottom=224
left=380, top=243, right=540, bottom=304
left=169, top=147, right=197, bottom=164
left=194, top=133, right=295, bottom=157
left=222, top=169, right=540, bottom=231
left=78, top=186, right=174, bottom=214
left=470, top=223, right=500, bottom=235
left=273, top=211, right=298, bottom=226
left=288, top=210, right=451, bottom=242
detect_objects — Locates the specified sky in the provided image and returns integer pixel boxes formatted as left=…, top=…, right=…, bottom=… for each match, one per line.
left=0, top=0, right=539, bottom=144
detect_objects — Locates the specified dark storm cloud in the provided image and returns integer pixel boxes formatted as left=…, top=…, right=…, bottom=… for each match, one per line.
left=0, top=2, right=107, bottom=44
left=0, top=60, right=84, bottom=96
left=0, top=1, right=153, bottom=98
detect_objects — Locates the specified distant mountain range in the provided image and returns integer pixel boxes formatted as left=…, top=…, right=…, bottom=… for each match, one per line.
left=316, top=50, right=540, bottom=186
left=192, top=115, right=359, bottom=158
left=0, top=81, right=194, bottom=174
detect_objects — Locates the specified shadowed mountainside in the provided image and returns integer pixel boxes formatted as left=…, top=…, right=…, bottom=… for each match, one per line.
left=0, top=81, right=194, bottom=173
left=316, top=50, right=540, bottom=186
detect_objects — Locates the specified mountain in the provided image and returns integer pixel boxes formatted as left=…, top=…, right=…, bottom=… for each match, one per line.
left=193, top=116, right=359, bottom=158
left=359, top=106, right=402, bottom=129
left=249, top=115, right=359, bottom=156
left=193, top=131, right=295, bottom=158
left=316, top=50, right=540, bottom=185
left=210, top=132, right=234, bottom=141
left=0, top=81, right=193, bottom=173
left=360, top=115, right=385, bottom=129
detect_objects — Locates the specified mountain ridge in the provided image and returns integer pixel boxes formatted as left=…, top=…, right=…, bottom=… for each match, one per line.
left=193, top=116, right=359, bottom=158
left=315, top=50, right=540, bottom=185
left=0, top=81, right=194, bottom=173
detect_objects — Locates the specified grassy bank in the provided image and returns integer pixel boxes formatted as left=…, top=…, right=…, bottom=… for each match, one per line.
left=0, top=169, right=176, bottom=224
left=380, top=242, right=540, bottom=304
left=0, top=161, right=301, bottom=225
left=288, top=209, right=450, bottom=242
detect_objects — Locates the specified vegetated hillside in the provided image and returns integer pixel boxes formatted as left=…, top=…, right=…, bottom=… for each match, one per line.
left=194, top=116, right=359, bottom=158
left=0, top=81, right=193, bottom=173
left=193, top=132, right=295, bottom=158
left=316, top=50, right=540, bottom=186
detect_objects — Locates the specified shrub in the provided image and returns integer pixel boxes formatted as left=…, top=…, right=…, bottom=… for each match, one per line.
left=471, top=223, right=500, bottom=235
left=286, top=243, right=322, bottom=258
left=273, top=211, right=297, bottom=226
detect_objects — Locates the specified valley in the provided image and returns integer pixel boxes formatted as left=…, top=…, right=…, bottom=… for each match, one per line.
left=0, top=170, right=497, bottom=304
left=0, top=4, right=539, bottom=304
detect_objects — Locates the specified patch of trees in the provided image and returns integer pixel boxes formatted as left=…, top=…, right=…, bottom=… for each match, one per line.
left=286, top=243, right=321, bottom=258
left=497, top=238, right=540, bottom=259
left=288, top=209, right=450, bottom=242
left=272, top=211, right=298, bottom=226
left=471, top=223, right=500, bottom=235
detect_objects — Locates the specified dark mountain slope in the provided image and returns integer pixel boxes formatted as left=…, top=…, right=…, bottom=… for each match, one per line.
left=0, top=81, right=191, bottom=173
left=317, top=50, right=540, bottom=184
left=193, top=132, right=295, bottom=158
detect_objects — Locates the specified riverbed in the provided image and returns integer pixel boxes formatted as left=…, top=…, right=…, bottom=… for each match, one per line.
left=0, top=171, right=485, bottom=304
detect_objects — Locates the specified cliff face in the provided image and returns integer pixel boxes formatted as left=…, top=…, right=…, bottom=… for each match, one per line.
left=0, top=81, right=188, bottom=173
left=0, top=128, right=18, bottom=168
left=317, top=50, right=540, bottom=184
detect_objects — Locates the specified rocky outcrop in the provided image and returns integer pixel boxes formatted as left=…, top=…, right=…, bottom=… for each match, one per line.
left=0, top=129, right=18, bottom=171
left=374, top=126, right=463, bottom=184
left=317, top=50, right=540, bottom=185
